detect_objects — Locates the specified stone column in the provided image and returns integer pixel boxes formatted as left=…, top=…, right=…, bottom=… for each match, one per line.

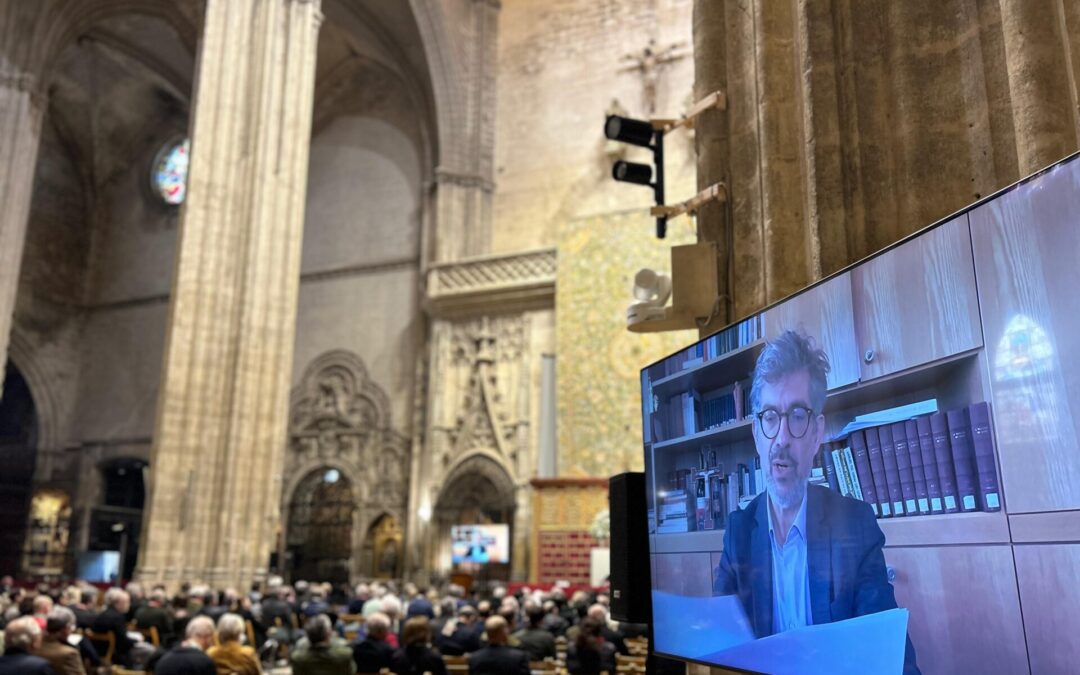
left=0, top=65, right=46, bottom=394
left=137, top=0, right=322, bottom=590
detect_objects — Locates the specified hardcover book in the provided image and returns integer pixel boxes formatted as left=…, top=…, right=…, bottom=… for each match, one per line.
left=878, top=424, right=906, bottom=517
left=946, top=407, right=980, bottom=512
left=905, top=418, right=930, bottom=514
left=915, top=415, right=943, bottom=513
left=930, top=412, right=960, bottom=513
left=891, top=422, right=918, bottom=516
left=865, top=427, right=892, bottom=517
left=968, top=402, right=1002, bottom=512
left=850, top=431, right=879, bottom=516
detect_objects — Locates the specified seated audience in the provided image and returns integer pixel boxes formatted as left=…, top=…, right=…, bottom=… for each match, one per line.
left=70, top=588, right=98, bottom=629
left=435, top=605, right=481, bottom=655
left=0, top=616, right=52, bottom=674
left=566, top=617, right=616, bottom=675
left=352, top=612, right=394, bottom=673
left=467, top=616, right=529, bottom=675
left=512, top=601, right=556, bottom=661
left=92, top=587, right=155, bottom=668
left=587, top=604, right=627, bottom=655
left=151, top=615, right=217, bottom=675
left=390, top=616, right=447, bottom=675
left=36, top=607, right=84, bottom=675
left=207, top=612, right=261, bottom=675
left=136, top=588, right=177, bottom=647
left=292, top=614, right=355, bottom=675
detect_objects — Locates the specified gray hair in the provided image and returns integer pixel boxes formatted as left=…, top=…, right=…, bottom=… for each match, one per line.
left=305, top=614, right=333, bottom=644
left=366, top=611, right=390, bottom=637
left=4, top=616, right=41, bottom=651
left=186, top=615, right=215, bottom=639
left=104, top=587, right=128, bottom=609
left=750, top=329, right=830, bottom=415
left=217, top=613, right=245, bottom=642
left=46, top=606, right=77, bottom=634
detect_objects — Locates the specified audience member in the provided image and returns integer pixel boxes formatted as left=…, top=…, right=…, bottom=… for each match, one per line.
left=352, top=612, right=394, bottom=673
left=207, top=612, right=261, bottom=675
left=0, top=616, right=52, bottom=675
left=31, top=594, right=53, bottom=629
left=513, top=601, right=555, bottom=661
left=70, top=588, right=98, bottom=629
left=434, top=605, right=481, bottom=656
left=467, top=616, right=529, bottom=675
left=390, top=616, right=446, bottom=675
left=151, top=615, right=217, bottom=675
left=36, top=607, right=84, bottom=675
left=587, top=604, right=627, bottom=655
left=566, top=617, right=616, bottom=675
left=136, top=588, right=177, bottom=647
left=92, top=588, right=154, bottom=668
left=292, top=614, right=355, bottom=675
left=405, top=588, right=434, bottom=620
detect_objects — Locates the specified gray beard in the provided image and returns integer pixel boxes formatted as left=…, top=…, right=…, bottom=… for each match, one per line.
left=766, top=471, right=808, bottom=511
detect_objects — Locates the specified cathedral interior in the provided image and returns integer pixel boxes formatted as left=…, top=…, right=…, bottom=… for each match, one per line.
left=1, top=0, right=1079, bottom=660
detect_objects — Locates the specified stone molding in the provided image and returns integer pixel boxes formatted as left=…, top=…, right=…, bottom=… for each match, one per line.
left=425, top=248, right=556, bottom=317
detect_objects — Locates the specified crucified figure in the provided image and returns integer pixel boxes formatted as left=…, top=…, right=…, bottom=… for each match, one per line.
left=621, top=38, right=688, bottom=114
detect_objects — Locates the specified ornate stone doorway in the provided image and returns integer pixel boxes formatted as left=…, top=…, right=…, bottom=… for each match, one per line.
left=286, top=468, right=355, bottom=584
left=433, top=455, right=516, bottom=581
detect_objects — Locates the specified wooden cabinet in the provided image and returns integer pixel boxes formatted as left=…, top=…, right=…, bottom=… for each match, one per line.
left=1014, top=543, right=1080, bottom=675
left=762, top=271, right=860, bottom=391
left=653, top=551, right=713, bottom=597
left=884, top=545, right=1028, bottom=675
left=970, top=164, right=1080, bottom=513
left=851, top=215, right=983, bottom=381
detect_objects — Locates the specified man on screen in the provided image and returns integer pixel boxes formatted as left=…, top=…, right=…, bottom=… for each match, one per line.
left=713, top=330, right=919, bottom=674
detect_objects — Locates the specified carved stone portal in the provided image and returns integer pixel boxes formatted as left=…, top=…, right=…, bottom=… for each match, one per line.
left=283, top=351, right=409, bottom=581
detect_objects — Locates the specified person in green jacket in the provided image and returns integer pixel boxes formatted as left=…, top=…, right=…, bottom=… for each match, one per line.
left=292, top=614, right=357, bottom=675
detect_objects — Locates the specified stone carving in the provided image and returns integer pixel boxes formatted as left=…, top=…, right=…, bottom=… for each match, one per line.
left=431, top=249, right=555, bottom=295
left=284, top=350, right=411, bottom=577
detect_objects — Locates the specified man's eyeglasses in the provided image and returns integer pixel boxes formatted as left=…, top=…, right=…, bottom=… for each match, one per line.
left=755, top=407, right=815, bottom=439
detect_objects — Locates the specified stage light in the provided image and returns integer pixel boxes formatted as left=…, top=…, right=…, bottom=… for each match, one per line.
left=605, top=115, right=655, bottom=147
left=603, top=114, right=667, bottom=238
left=613, top=160, right=652, bottom=185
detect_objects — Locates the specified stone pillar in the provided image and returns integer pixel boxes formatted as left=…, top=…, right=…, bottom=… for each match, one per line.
left=137, top=0, right=322, bottom=590
left=0, top=65, right=46, bottom=394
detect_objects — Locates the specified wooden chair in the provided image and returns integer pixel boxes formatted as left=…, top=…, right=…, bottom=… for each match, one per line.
left=624, top=636, right=648, bottom=656
left=137, top=624, right=161, bottom=647
left=444, top=654, right=469, bottom=673
left=113, top=668, right=143, bottom=675
left=245, top=619, right=257, bottom=647
left=616, top=654, right=647, bottom=674
left=531, top=659, right=557, bottom=674
left=554, top=635, right=568, bottom=663
left=85, top=629, right=116, bottom=665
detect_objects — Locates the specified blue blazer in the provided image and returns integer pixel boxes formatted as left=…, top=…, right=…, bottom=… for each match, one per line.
left=713, top=484, right=920, bottom=674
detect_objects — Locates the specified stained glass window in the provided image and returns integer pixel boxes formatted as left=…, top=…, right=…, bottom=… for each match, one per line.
left=152, top=138, right=190, bottom=205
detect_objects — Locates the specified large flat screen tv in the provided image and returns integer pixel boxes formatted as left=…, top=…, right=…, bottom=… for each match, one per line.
left=451, top=524, right=510, bottom=565
left=640, top=152, right=1080, bottom=675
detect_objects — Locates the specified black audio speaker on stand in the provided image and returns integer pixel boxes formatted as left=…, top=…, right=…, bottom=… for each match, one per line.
left=609, top=472, right=684, bottom=674
left=609, top=472, right=651, bottom=623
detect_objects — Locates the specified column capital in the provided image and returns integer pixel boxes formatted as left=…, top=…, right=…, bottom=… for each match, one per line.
left=0, top=69, right=47, bottom=110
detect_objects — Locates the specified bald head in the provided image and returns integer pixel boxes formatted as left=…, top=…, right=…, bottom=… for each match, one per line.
left=587, top=604, right=607, bottom=622
left=484, top=615, right=509, bottom=645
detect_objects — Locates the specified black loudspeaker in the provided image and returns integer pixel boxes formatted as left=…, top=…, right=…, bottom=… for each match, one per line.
left=609, top=472, right=651, bottom=623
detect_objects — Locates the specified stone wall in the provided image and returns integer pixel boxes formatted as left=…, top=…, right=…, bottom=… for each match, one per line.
left=693, top=0, right=1080, bottom=321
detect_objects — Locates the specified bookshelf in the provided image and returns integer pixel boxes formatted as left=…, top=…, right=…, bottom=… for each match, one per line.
left=642, top=206, right=1037, bottom=674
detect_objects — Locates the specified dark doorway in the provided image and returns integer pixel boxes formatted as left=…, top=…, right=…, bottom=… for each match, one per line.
left=0, top=361, right=39, bottom=576
left=287, top=468, right=355, bottom=583
left=88, top=458, right=147, bottom=581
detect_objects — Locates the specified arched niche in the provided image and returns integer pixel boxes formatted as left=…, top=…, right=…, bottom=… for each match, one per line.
left=0, top=361, right=39, bottom=575
left=286, top=467, right=356, bottom=584
left=433, top=453, right=516, bottom=580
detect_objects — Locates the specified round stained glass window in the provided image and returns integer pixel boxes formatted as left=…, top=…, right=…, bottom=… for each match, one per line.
left=152, top=138, right=190, bottom=205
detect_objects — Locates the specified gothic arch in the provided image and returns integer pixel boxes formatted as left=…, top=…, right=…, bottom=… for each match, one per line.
left=436, top=451, right=516, bottom=518
left=7, top=328, right=59, bottom=452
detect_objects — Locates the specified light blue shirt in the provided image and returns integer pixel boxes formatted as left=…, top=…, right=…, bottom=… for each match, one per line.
left=768, top=491, right=812, bottom=634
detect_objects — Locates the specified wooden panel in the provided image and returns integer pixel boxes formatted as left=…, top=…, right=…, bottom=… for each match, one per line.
left=970, top=163, right=1080, bottom=512
left=1014, top=544, right=1080, bottom=675
left=852, top=215, right=983, bottom=381
left=1010, top=510, right=1080, bottom=543
left=879, top=510, right=1010, bottom=547
left=653, top=552, right=712, bottom=597
left=652, top=529, right=725, bottom=553
left=884, top=545, right=1028, bottom=675
left=763, top=271, right=859, bottom=390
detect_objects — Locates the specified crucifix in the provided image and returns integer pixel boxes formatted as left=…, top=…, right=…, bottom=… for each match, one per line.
left=621, top=38, right=689, bottom=114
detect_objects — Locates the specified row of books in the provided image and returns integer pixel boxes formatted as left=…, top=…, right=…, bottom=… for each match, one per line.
left=654, top=315, right=764, bottom=379
left=656, top=459, right=765, bottom=533
left=649, top=382, right=751, bottom=443
left=823, top=401, right=1001, bottom=516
